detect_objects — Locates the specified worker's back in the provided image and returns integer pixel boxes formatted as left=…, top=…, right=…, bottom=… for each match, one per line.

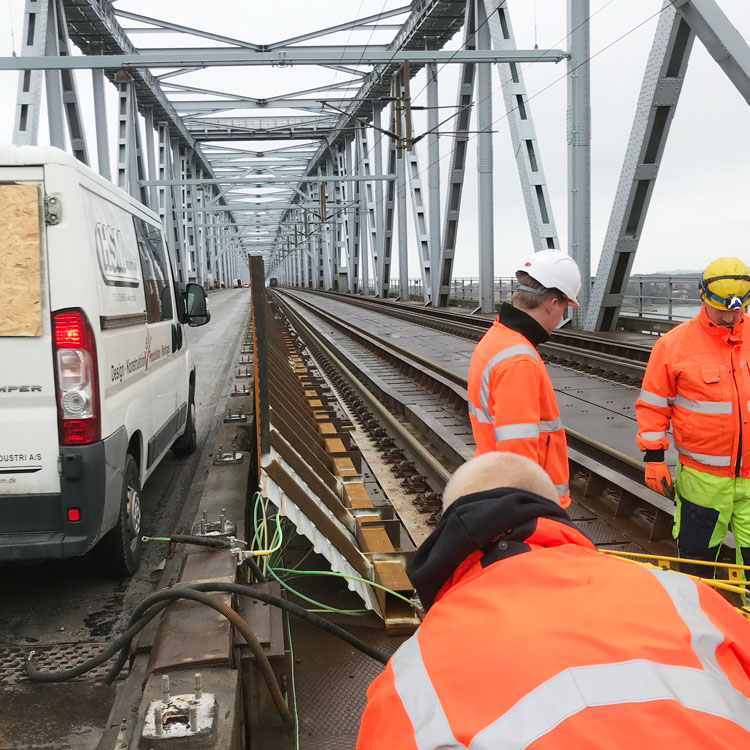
left=357, top=493, right=750, bottom=749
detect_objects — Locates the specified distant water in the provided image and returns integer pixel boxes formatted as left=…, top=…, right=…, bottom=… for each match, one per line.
left=623, top=303, right=702, bottom=322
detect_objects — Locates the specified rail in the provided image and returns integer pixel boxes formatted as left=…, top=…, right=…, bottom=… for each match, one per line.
left=287, top=289, right=651, bottom=384
left=271, top=288, right=703, bottom=559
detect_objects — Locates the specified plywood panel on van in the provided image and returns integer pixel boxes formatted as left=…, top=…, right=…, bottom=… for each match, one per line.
left=0, top=184, right=41, bottom=336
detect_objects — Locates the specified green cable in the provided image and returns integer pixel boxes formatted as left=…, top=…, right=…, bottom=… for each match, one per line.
left=273, top=567, right=419, bottom=609
left=286, top=618, right=300, bottom=750
left=266, top=566, right=369, bottom=616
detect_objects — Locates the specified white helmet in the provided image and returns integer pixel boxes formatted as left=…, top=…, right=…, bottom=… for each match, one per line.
left=517, top=250, right=581, bottom=307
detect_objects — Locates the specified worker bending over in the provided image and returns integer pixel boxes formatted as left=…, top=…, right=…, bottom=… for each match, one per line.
left=467, top=250, right=581, bottom=507
left=357, top=452, right=750, bottom=749
left=637, top=257, right=750, bottom=577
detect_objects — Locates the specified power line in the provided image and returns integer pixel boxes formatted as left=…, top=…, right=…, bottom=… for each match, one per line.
left=415, top=1, right=672, bottom=177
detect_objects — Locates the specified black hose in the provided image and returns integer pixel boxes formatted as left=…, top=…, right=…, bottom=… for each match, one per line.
left=245, top=557, right=267, bottom=583
left=25, top=606, right=166, bottom=683
left=166, top=534, right=232, bottom=549
left=27, top=588, right=293, bottom=724
left=27, top=581, right=390, bottom=686
left=194, top=582, right=388, bottom=663
left=105, top=580, right=388, bottom=685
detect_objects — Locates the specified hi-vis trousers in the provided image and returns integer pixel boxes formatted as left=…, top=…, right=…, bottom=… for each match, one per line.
left=674, top=463, right=750, bottom=580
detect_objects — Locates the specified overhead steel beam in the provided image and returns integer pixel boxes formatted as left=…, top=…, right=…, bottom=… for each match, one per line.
left=437, top=0, right=476, bottom=307
left=0, top=48, right=569, bottom=69
left=585, top=3, right=694, bottom=331
left=476, top=0, right=495, bottom=315
left=60, top=0, right=217, bottom=179
left=171, top=98, right=359, bottom=112
left=112, top=9, right=263, bottom=49
left=674, top=0, right=750, bottom=104
left=567, top=0, right=591, bottom=322
left=266, top=6, right=411, bottom=49
left=139, top=175, right=394, bottom=185
left=485, top=0, right=559, bottom=252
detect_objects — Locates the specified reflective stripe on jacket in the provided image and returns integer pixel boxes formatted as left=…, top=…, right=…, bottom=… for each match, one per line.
left=467, top=306, right=569, bottom=506
left=356, top=489, right=750, bottom=750
left=636, top=307, right=750, bottom=477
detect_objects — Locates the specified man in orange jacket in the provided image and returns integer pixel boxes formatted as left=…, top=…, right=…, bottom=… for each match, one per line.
left=467, top=250, right=581, bottom=507
left=636, top=257, right=750, bottom=577
left=357, top=452, right=750, bottom=749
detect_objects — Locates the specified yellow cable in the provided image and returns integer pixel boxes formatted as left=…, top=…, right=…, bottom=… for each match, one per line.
left=600, top=549, right=750, bottom=572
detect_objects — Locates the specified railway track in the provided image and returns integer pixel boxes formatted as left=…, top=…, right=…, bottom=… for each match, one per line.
left=271, top=289, right=683, bottom=560
left=290, top=290, right=652, bottom=384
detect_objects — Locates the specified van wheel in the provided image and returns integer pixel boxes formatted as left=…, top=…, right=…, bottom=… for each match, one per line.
left=96, top=453, right=142, bottom=577
left=172, top=392, right=197, bottom=457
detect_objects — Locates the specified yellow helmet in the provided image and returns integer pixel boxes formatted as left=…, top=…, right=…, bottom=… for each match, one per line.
left=700, top=257, right=750, bottom=310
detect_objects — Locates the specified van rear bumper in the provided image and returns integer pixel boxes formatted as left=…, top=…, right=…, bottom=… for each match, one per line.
left=0, top=427, right=127, bottom=561
left=0, top=529, right=94, bottom=560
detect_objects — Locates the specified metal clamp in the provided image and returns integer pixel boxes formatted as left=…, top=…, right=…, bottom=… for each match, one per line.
left=223, top=409, right=247, bottom=423
left=141, top=673, right=217, bottom=741
left=212, top=442, right=244, bottom=465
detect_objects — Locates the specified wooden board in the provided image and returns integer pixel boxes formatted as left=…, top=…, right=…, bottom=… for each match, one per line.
left=0, top=184, right=42, bottom=336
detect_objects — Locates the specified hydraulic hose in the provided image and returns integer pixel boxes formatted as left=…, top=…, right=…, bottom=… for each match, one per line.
left=27, top=588, right=293, bottom=725
left=26, top=582, right=390, bottom=689
left=246, top=557, right=267, bottom=583
left=103, top=580, right=390, bottom=688
left=142, top=534, right=232, bottom=549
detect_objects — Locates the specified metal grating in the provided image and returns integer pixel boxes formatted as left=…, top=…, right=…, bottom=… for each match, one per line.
left=572, top=518, right=631, bottom=547
left=0, top=641, right=117, bottom=685
left=292, top=616, right=405, bottom=748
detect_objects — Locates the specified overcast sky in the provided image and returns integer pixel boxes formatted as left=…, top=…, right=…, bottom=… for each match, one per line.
left=1, top=0, right=750, bottom=279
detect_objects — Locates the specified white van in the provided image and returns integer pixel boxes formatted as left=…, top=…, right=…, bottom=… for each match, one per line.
left=0, top=146, right=209, bottom=575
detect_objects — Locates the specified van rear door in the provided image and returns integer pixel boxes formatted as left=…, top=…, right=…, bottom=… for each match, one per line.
left=0, top=173, right=61, bottom=497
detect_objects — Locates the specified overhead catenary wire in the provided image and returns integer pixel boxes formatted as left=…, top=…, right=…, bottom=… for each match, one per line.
left=409, top=0, right=648, bottom=145
left=280, top=0, right=651, bottom=271
left=409, top=0, right=674, bottom=179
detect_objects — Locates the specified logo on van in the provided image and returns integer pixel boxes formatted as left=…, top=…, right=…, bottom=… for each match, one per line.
left=95, top=223, right=140, bottom=288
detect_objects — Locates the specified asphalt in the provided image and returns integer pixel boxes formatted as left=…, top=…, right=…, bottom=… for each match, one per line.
left=0, top=288, right=252, bottom=750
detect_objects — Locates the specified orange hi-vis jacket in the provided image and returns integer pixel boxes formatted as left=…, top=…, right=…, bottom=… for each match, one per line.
left=467, top=304, right=569, bottom=506
left=636, top=307, right=750, bottom=477
left=357, top=488, right=750, bottom=749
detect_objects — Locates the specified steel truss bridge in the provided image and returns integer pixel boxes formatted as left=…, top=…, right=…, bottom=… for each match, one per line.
left=5, top=0, right=750, bottom=328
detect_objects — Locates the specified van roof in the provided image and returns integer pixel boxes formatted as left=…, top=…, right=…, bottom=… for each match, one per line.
left=0, top=144, right=93, bottom=170
left=0, top=145, right=160, bottom=221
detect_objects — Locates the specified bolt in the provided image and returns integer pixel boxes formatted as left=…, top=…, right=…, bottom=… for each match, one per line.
left=194, top=672, right=202, bottom=700
left=161, top=674, right=170, bottom=702
left=219, top=511, right=226, bottom=532
left=154, top=705, right=163, bottom=736
left=189, top=703, right=198, bottom=731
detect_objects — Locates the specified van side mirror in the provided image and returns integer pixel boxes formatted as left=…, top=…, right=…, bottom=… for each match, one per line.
left=184, top=283, right=210, bottom=327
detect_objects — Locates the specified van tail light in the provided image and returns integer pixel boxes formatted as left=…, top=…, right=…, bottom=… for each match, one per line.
left=53, top=309, right=100, bottom=445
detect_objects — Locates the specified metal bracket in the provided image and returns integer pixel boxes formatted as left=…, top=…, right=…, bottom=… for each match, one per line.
left=44, top=195, right=62, bottom=225
left=141, top=674, right=217, bottom=742
left=212, top=443, right=244, bottom=465
left=223, top=409, right=247, bottom=423
left=191, top=509, right=238, bottom=537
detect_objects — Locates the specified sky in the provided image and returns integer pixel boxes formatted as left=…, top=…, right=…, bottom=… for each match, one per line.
left=1, top=0, right=750, bottom=280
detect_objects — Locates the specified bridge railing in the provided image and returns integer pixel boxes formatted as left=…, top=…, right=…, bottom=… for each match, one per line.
left=359, top=275, right=703, bottom=322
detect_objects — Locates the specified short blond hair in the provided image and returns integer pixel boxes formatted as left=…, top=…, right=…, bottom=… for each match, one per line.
left=443, top=452, right=558, bottom=510
left=513, top=270, right=566, bottom=310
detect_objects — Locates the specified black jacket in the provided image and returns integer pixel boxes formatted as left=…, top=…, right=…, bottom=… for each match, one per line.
left=409, top=487, right=580, bottom=611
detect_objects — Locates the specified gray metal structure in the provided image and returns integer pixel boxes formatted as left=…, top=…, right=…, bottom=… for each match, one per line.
left=6, top=0, right=750, bottom=325
left=587, top=0, right=750, bottom=330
